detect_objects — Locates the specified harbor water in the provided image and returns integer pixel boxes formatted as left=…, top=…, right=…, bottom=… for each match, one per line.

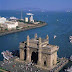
left=0, top=10, right=72, bottom=71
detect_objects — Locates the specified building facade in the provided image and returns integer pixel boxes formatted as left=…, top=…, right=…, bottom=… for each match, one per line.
left=19, top=34, right=59, bottom=70
left=0, top=21, right=18, bottom=30
left=10, top=17, right=17, bottom=21
left=25, top=17, right=28, bottom=22
left=6, top=21, right=18, bottom=29
left=0, top=17, right=6, bottom=23
left=29, top=15, right=34, bottom=23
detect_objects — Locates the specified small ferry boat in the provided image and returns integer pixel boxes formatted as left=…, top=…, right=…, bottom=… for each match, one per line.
left=69, top=36, right=72, bottom=40
left=54, top=35, right=57, bottom=39
left=69, top=36, right=72, bottom=43
left=70, top=40, right=72, bottom=43
left=1, top=50, right=13, bottom=60
left=57, top=19, right=59, bottom=21
left=70, top=55, right=72, bottom=61
left=65, top=66, right=72, bottom=72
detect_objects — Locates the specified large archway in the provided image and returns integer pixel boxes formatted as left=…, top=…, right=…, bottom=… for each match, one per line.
left=43, top=56, right=47, bottom=66
left=31, top=52, right=38, bottom=64
left=44, top=60, right=47, bottom=66
left=24, top=49, right=27, bottom=60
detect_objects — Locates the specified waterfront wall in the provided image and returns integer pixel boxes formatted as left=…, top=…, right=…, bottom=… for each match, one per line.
left=54, top=59, right=68, bottom=72
left=0, top=23, right=47, bottom=36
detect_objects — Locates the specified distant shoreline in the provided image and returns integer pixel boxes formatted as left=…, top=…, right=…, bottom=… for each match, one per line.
left=0, top=23, right=47, bottom=36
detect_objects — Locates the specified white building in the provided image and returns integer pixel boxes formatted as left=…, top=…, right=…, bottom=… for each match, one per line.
left=26, top=13, right=34, bottom=23
left=7, top=22, right=18, bottom=29
left=0, top=21, right=18, bottom=30
left=34, top=22, right=40, bottom=24
left=0, top=17, right=6, bottom=23
left=30, top=15, right=34, bottom=22
left=25, top=17, right=28, bottom=22
left=10, top=17, right=17, bottom=20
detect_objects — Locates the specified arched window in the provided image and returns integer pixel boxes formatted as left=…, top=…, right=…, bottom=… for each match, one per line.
left=24, top=49, right=27, bottom=60
left=53, top=60, right=54, bottom=65
left=44, top=61, right=47, bottom=66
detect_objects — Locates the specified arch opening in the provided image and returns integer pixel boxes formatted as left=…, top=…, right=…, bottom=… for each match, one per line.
left=24, top=49, right=27, bottom=60
left=53, top=60, right=54, bottom=65
left=44, top=61, right=47, bottom=66
left=31, top=52, right=38, bottom=64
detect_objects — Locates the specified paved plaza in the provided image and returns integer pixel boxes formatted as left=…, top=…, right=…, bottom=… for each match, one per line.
left=0, top=58, right=49, bottom=72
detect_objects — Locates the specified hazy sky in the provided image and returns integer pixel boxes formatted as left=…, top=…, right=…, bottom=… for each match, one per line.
left=0, top=0, right=72, bottom=11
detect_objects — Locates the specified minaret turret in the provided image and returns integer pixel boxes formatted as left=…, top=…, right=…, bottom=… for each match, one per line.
left=26, top=35, right=31, bottom=62
left=35, top=33, right=37, bottom=39
left=46, top=34, right=49, bottom=40
left=39, top=37, right=41, bottom=45
left=27, top=35, right=29, bottom=46
left=38, top=37, right=42, bottom=65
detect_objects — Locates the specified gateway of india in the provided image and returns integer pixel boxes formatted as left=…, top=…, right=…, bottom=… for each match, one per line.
left=19, top=33, right=59, bottom=70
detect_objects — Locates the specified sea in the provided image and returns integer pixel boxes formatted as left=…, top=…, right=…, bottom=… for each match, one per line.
left=0, top=10, right=72, bottom=72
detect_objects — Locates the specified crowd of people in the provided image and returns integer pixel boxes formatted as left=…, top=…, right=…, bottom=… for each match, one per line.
left=0, top=59, right=42, bottom=72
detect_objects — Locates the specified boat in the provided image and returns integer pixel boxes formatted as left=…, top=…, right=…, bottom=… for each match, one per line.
left=65, top=66, right=72, bottom=72
left=54, top=35, right=57, bottom=39
left=1, top=50, right=13, bottom=60
left=70, top=40, right=72, bottom=43
left=57, top=19, right=59, bottom=21
left=69, top=36, right=72, bottom=40
left=70, top=55, right=72, bottom=61
left=69, top=36, right=72, bottom=43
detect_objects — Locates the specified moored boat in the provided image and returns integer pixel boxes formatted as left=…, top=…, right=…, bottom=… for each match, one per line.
left=69, top=36, right=72, bottom=40
left=70, top=40, right=72, bottom=43
left=1, top=50, right=13, bottom=60
left=69, top=36, right=72, bottom=43
left=70, top=55, right=72, bottom=61
left=54, top=35, right=57, bottom=39
left=65, top=66, right=72, bottom=72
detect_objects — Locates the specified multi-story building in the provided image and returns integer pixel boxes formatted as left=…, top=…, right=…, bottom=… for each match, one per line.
left=29, top=15, right=34, bottom=22
left=0, top=21, right=18, bottom=30
left=0, top=17, right=6, bottom=23
left=25, top=17, right=28, bottom=22
left=10, top=17, right=17, bottom=20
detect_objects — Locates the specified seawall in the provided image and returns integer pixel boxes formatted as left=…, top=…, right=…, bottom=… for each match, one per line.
left=0, top=23, right=47, bottom=36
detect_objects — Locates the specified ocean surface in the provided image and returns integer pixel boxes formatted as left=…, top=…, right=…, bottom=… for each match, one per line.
left=0, top=10, right=72, bottom=71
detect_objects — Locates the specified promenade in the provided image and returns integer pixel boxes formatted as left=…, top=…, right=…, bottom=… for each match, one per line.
left=0, top=57, right=68, bottom=72
left=0, top=57, right=49, bottom=72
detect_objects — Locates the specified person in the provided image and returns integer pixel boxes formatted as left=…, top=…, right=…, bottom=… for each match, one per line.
left=26, top=65, right=28, bottom=70
left=30, top=68, right=32, bottom=72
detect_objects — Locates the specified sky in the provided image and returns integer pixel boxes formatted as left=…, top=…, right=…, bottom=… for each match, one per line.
left=0, top=0, right=72, bottom=11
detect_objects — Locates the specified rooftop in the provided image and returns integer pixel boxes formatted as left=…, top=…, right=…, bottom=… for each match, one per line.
left=27, top=38, right=48, bottom=44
